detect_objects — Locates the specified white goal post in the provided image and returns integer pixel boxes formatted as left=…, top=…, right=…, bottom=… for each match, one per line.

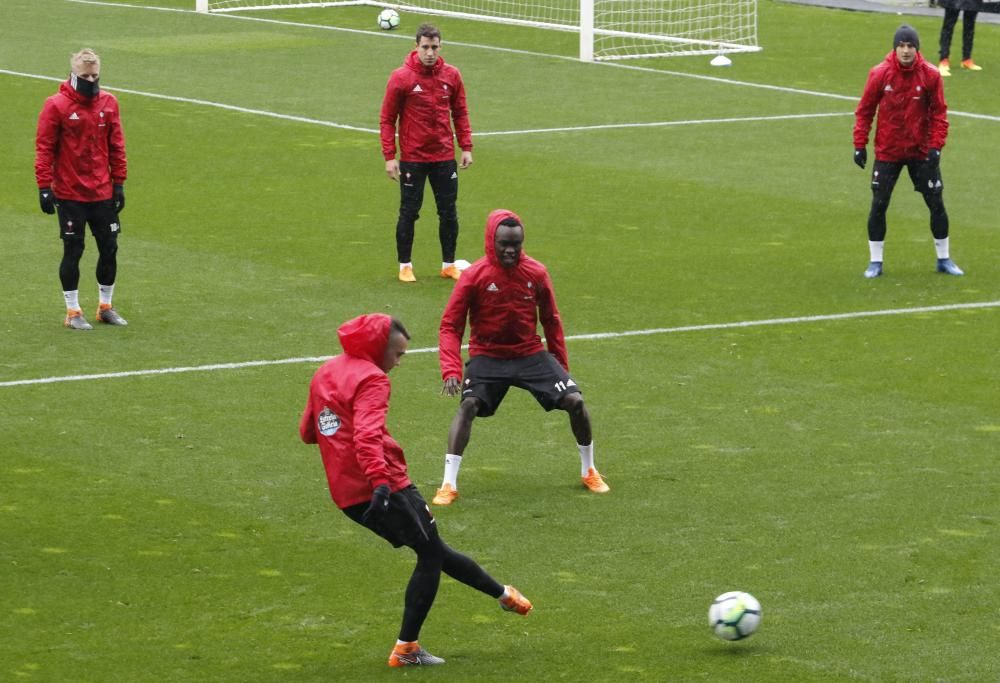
left=195, top=0, right=760, bottom=62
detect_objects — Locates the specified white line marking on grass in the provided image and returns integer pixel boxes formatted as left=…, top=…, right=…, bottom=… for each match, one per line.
left=0, top=69, right=379, bottom=134
left=2, top=68, right=847, bottom=135
left=0, top=357, right=334, bottom=388
left=2, top=301, right=996, bottom=389
left=59, top=0, right=1000, bottom=123
left=565, top=301, right=1000, bottom=341
left=0, top=68, right=850, bottom=135
left=476, top=112, right=852, bottom=136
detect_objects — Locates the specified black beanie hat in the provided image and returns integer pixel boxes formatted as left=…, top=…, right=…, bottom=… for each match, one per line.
left=894, top=24, right=920, bottom=50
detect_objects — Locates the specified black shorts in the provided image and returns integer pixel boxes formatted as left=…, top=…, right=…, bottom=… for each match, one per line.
left=871, top=159, right=943, bottom=197
left=56, top=199, right=121, bottom=242
left=462, top=351, right=581, bottom=417
left=342, top=485, right=437, bottom=549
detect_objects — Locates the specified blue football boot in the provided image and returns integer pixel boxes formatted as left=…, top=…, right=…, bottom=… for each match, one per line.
left=863, top=261, right=883, bottom=279
left=936, top=258, right=964, bottom=276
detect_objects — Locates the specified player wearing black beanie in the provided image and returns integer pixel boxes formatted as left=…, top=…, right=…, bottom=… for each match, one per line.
left=851, top=24, right=964, bottom=278
left=894, top=24, right=920, bottom=50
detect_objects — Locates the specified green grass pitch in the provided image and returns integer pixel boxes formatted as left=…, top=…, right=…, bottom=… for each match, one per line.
left=1, top=0, right=998, bottom=680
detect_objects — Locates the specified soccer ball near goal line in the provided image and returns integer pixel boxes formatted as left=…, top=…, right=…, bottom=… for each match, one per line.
left=708, top=591, right=761, bottom=641
left=377, top=8, right=400, bottom=30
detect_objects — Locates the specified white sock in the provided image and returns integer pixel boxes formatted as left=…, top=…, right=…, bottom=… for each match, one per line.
left=99, top=283, right=115, bottom=306
left=442, top=261, right=454, bottom=270
left=443, top=454, right=463, bottom=488
left=578, top=442, right=595, bottom=477
left=868, top=241, right=884, bottom=263
left=499, top=587, right=511, bottom=601
left=399, top=262, right=412, bottom=271
left=63, top=290, right=80, bottom=311
left=934, top=237, right=950, bottom=259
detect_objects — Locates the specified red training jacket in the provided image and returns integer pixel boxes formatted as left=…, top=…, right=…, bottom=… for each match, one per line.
left=299, top=314, right=412, bottom=509
left=35, top=80, right=127, bottom=202
left=380, top=51, right=472, bottom=162
left=854, top=51, right=948, bottom=162
left=439, top=209, right=569, bottom=381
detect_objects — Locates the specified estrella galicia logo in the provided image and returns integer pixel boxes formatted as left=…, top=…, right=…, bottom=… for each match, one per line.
left=317, top=406, right=341, bottom=436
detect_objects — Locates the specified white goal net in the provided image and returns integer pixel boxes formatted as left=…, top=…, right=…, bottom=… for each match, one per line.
left=196, top=0, right=760, bottom=61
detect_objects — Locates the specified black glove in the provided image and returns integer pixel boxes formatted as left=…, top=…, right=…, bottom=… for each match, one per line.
left=854, top=148, right=867, bottom=169
left=112, top=184, right=125, bottom=213
left=362, top=484, right=391, bottom=525
left=926, top=148, right=941, bottom=165
left=39, top=188, right=56, bottom=215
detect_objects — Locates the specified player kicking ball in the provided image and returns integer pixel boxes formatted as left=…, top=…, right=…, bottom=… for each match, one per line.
left=299, top=314, right=532, bottom=667
left=433, top=209, right=609, bottom=506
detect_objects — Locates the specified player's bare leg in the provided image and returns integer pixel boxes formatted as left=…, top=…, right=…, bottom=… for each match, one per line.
left=434, top=397, right=480, bottom=505
left=560, top=394, right=608, bottom=493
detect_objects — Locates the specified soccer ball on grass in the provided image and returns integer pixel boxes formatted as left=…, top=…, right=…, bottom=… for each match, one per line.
left=708, top=591, right=761, bottom=641
left=377, top=8, right=400, bottom=30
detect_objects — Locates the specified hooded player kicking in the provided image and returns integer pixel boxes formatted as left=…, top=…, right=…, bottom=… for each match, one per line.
left=300, top=313, right=531, bottom=667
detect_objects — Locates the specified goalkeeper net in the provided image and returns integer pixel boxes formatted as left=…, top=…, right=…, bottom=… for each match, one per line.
left=195, top=0, right=760, bottom=61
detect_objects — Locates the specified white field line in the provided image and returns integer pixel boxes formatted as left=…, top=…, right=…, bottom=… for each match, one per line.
left=0, top=69, right=379, bottom=134
left=477, top=112, right=851, bottom=136
left=2, top=301, right=996, bottom=389
left=1, top=68, right=849, bottom=134
left=46, top=0, right=1000, bottom=124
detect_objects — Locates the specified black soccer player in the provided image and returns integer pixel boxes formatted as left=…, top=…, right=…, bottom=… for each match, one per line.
left=432, top=209, right=609, bottom=505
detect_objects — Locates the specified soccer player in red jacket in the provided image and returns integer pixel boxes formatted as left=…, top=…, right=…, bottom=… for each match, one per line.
left=380, top=24, right=472, bottom=283
left=300, top=313, right=531, bottom=668
left=432, top=210, right=609, bottom=506
left=853, top=25, right=963, bottom=279
left=35, top=48, right=129, bottom=329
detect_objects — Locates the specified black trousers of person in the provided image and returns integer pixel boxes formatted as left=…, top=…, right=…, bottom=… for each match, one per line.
left=343, top=485, right=503, bottom=642
left=56, top=199, right=121, bottom=291
left=867, top=159, right=949, bottom=242
left=940, top=9, right=979, bottom=61
left=395, top=159, right=459, bottom=264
